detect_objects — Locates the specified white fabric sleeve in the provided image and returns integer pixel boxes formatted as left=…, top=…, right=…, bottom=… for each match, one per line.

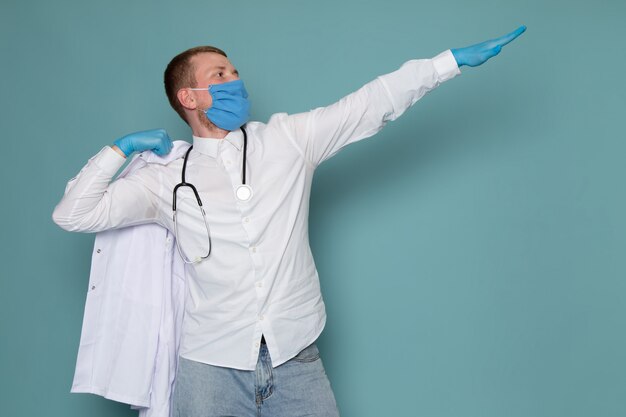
left=275, top=49, right=461, bottom=167
left=52, top=146, right=161, bottom=233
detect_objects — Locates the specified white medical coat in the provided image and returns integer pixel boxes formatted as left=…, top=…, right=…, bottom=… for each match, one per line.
left=69, top=141, right=190, bottom=417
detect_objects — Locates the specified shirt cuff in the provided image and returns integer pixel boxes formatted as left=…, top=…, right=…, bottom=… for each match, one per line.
left=90, top=146, right=127, bottom=177
left=432, top=49, right=461, bottom=82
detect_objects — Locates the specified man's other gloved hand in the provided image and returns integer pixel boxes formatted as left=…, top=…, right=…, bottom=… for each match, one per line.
left=113, top=128, right=173, bottom=157
left=451, top=25, right=526, bottom=67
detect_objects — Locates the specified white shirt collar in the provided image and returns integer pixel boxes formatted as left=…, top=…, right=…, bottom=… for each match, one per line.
left=192, top=129, right=244, bottom=158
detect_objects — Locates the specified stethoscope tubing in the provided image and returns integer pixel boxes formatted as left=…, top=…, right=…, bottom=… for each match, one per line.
left=172, top=126, right=249, bottom=263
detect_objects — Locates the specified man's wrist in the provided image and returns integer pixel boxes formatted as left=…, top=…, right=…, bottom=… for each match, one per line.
left=111, top=144, right=128, bottom=158
left=113, top=134, right=137, bottom=157
left=432, top=49, right=463, bottom=80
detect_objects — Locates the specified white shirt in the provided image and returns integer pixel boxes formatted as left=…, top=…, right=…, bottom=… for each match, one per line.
left=53, top=49, right=461, bottom=370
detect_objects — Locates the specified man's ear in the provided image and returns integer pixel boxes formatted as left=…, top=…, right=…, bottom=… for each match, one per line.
left=177, top=88, right=197, bottom=110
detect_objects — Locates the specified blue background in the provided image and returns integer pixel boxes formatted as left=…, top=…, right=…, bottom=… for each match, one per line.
left=1, top=0, right=625, bottom=416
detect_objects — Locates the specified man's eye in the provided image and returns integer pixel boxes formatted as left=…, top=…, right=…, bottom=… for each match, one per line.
left=217, top=72, right=223, bottom=77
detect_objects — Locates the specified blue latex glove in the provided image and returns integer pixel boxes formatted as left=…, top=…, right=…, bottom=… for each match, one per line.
left=113, top=128, right=173, bottom=157
left=451, top=25, right=526, bottom=67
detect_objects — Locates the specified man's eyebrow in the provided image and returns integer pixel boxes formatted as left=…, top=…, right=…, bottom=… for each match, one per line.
left=207, top=65, right=239, bottom=73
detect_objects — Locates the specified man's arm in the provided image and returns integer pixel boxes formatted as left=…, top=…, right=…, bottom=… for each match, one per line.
left=275, top=50, right=461, bottom=167
left=275, top=26, right=526, bottom=168
left=52, top=129, right=173, bottom=232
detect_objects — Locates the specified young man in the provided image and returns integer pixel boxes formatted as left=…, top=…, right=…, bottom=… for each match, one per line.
left=53, top=26, right=526, bottom=417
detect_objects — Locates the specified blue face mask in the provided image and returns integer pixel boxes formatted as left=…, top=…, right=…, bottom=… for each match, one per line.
left=189, top=79, right=250, bottom=131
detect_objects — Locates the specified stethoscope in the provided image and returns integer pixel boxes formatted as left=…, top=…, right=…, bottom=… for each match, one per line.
left=172, top=126, right=251, bottom=264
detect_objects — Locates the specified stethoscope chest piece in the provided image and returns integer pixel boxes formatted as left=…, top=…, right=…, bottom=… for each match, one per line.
left=236, top=184, right=253, bottom=201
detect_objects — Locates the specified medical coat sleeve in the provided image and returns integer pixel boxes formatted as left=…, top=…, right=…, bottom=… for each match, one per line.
left=274, top=49, right=461, bottom=167
left=52, top=146, right=163, bottom=232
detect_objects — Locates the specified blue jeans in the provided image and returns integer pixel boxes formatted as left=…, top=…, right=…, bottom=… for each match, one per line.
left=172, top=341, right=340, bottom=417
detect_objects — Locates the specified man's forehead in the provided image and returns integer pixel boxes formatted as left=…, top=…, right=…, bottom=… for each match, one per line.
left=191, top=52, right=233, bottom=70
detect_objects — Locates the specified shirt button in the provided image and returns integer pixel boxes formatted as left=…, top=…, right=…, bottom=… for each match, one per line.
left=256, top=281, right=263, bottom=288
left=250, top=246, right=257, bottom=252
left=225, top=160, right=232, bottom=165
left=91, top=285, right=96, bottom=290
left=259, top=315, right=265, bottom=321
left=243, top=217, right=250, bottom=223
left=255, top=341, right=260, bottom=348
left=96, top=249, right=101, bottom=253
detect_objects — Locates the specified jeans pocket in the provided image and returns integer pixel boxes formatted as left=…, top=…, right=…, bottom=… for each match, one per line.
left=292, top=343, right=320, bottom=363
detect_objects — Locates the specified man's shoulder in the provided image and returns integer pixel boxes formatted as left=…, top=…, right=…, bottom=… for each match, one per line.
left=142, top=140, right=191, bottom=165
left=117, top=141, right=190, bottom=179
left=246, top=113, right=297, bottom=137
